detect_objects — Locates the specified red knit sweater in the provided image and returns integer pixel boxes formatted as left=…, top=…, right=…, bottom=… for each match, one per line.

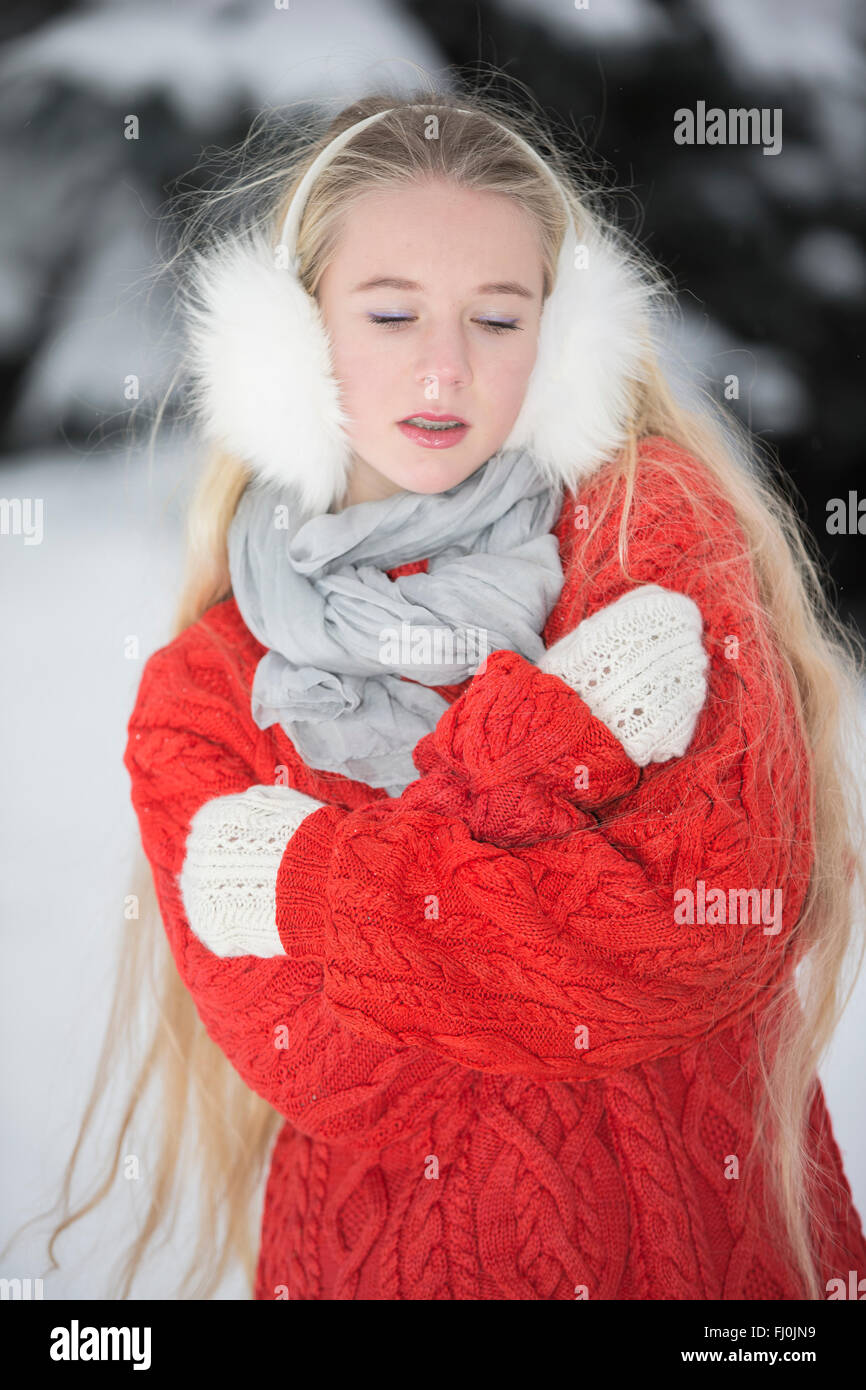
left=124, top=435, right=866, bottom=1299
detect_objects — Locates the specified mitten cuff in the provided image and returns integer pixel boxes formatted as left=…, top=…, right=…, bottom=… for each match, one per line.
left=180, top=783, right=328, bottom=958
left=276, top=802, right=344, bottom=959
left=539, top=585, right=708, bottom=766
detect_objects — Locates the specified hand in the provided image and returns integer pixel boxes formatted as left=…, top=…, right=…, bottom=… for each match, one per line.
left=537, top=584, right=709, bottom=766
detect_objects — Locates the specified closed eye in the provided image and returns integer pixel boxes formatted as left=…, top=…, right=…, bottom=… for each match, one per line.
left=367, top=314, right=521, bottom=335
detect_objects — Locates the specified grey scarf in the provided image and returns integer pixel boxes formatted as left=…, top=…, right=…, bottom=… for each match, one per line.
left=227, top=446, right=565, bottom=795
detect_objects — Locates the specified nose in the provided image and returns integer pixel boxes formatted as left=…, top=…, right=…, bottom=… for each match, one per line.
left=413, top=320, right=472, bottom=396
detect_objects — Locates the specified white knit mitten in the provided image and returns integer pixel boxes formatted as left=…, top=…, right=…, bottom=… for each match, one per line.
left=537, top=584, right=709, bottom=766
left=178, top=783, right=327, bottom=957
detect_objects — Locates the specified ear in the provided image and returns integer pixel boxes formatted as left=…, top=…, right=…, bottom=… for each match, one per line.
left=183, top=226, right=353, bottom=515
left=502, top=222, right=653, bottom=492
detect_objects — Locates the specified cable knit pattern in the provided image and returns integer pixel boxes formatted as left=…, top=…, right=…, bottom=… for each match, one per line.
left=124, top=434, right=866, bottom=1299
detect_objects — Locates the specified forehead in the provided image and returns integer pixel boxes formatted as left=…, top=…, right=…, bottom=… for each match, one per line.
left=322, top=180, right=544, bottom=293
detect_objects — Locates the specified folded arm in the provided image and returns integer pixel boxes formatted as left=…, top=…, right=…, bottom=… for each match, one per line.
left=125, top=579, right=689, bottom=1151
left=277, top=636, right=809, bottom=1078
left=272, top=455, right=813, bottom=1076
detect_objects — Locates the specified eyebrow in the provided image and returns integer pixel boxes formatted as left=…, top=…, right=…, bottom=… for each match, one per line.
left=350, top=275, right=535, bottom=299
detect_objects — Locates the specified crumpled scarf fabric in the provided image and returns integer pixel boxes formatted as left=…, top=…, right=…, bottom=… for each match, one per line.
left=227, top=446, right=565, bottom=794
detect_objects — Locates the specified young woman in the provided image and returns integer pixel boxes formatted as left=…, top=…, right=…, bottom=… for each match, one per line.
left=47, top=90, right=866, bottom=1300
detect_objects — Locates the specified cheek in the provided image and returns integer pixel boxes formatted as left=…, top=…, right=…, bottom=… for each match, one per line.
left=485, top=339, right=539, bottom=405
left=328, top=326, right=388, bottom=406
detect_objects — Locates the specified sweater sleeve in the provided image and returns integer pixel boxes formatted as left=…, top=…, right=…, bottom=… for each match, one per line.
left=276, top=446, right=815, bottom=1079
left=124, top=648, right=474, bottom=1151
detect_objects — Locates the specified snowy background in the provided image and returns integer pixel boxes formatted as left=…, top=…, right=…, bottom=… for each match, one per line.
left=1, top=0, right=865, bottom=1299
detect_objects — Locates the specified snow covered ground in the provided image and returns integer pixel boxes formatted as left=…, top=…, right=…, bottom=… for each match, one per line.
left=0, top=435, right=254, bottom=1298
left=1, top=434, right=865, bottom=1299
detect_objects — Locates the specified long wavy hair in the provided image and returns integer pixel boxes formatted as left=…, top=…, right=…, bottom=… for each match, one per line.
left=23, top=78, right=866, bottom=1299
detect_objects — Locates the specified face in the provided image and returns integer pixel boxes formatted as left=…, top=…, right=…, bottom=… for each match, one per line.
left=315, top=178, right=545, bottom=510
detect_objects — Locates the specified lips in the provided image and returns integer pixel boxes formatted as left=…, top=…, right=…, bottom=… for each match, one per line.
left=399, top=412, right=468, bottom=425
left=397, top=415, right=470, bottom=449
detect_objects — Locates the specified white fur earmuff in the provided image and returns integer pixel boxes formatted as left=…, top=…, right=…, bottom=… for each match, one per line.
left=181, top=107, right=656, bottom=515
left=183, top=223, right=354, bottom=516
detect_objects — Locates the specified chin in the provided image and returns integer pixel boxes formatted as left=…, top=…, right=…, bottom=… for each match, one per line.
left=396, top=455, right=489, bottom=495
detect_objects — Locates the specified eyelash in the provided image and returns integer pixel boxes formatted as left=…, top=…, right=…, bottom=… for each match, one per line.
left=367, top=314, right=521, bottom=336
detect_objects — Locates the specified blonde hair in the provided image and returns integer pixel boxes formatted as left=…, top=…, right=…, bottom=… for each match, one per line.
left=27, top=80, right=866, bottom=1299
